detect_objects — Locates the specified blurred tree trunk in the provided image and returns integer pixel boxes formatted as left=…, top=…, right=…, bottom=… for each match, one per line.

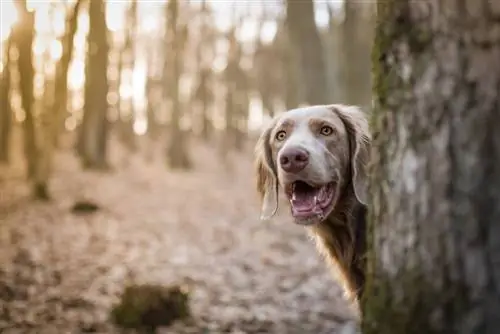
left=194, top=68, right=213, bottom=140
left=53, top=0, right=82, bottom=147
left=223, top=18, right=251, bottom=152
left=33, top=3, right=58, bottom=200
left=286, top=0, right=328, bottom=105
left=24, top=0, right=83, bottom=200
left=364, top=1, right=500, bottom=333
left=165, top=0, right=191, bottom=169
left=117, top=0, right=137, bottom=152
left=145, top=54, right=160, bottom=141
left=274, top=24, right=301, bottom=110
left=194, top=0, right=214, bottom=141
left=340, top=1, right=374, bottom=109
left=13, top=0, right=46, bottom=198
left=325, top=4, right=343, bottom=103
left=78, top=0, right=109, bottom=169
left=254, top=7, right=276, bottom=117
left=0, top=37, right=13, bottom=163
left=224, top=31, right=244, bottom=151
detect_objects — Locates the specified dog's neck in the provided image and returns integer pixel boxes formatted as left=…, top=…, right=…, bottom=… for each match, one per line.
left=310, top=185, right=367, bottom=303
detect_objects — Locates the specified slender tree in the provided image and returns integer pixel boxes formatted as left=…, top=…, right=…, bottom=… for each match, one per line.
left=165, top=0, right=191, bottom=169
left=53, top=0, right=83, bottom=147
left=340, top=0, right=374, bottom=108
left=274, top=21, right=301, bottom=109
left=193, top=0, right=214, bottom=141
left=286, top=0, right=328, bottom=105
left=117, top=0, right=138, bottom=151
left=78, top=0, right=110, bottom=169
left=0, top=36, right=13, bottom=163
left=12, top=0, right=45, bottom=197
left=364, top=1, right=500, bottom=332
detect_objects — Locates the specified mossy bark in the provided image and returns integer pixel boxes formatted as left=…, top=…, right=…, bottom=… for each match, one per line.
left=364, top=1, right=500, bottom=333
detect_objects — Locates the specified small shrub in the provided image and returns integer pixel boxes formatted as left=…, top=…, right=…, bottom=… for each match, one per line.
left=111, top=283, right=191, bottom=333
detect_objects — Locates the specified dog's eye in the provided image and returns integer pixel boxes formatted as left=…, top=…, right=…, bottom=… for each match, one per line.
left=320, top=125, right=334, bottom=136
left=275, top=130, right=287, bottom=141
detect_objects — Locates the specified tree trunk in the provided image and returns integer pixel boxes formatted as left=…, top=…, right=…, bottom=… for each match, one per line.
left=13, top=1, right=43, bottom=194
left=364, top=1, right=500, bottom=333
left=0, top=36, right=13, bottom=163
left=340, top=1, right=374, bottom=109
left=117, top=0, right=137, bottom=152
left=286, top=0, right=328, bottom=105
left=78, top=0, right=109, bottom=169
left=165, top=0, right=191, bottom=169
left=53, top=0, right=82, bottom=147
left=277, top=25, right=301, bottom=110
left=195, top=0, right=213, bottom=141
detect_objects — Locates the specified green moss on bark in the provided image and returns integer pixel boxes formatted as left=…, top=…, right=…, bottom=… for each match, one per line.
left=364, top=1, right=447, bottom=333
left=371, top=0, right=433, bottom=113
left=362, top=267, right=470, bottom=334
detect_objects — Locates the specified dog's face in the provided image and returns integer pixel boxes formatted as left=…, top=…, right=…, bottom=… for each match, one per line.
left=255, top=105, right=370, bottom=226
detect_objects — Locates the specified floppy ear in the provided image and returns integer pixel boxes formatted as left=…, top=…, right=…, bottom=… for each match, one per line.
left=332, top=105, right=371, bottom=205
left=254, top=120, right=279, bottom=220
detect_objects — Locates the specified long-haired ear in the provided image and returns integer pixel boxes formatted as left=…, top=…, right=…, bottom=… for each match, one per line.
left=332, top=105, right=371, bottom=205
left=254, top=120, right=279, bottom=220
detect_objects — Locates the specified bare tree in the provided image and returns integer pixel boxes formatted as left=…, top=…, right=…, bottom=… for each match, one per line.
left=165, top=0, right=191, bottom=169
left=0, top=36, right=13, bottom=163
left=12, top=0, right=46, bottom=197
left=254, top=8, right=282, bottom=118
left=24, top=0, right=84, bottom=200
left=145, top=54, right=161, bottom=142
left=339, top=0, right=374, bottom=108
left=364, top=1, right=500, bottom=332
left=53, top=0, right=83, bottom=147
left=78, top=0, right=110, bottom=169
left=117, top=0, right=138, bottom=151
left=286, top=0, right=328, bottom=105
left=273, top=22, right=301, bottom=110
left=192, top=0, right=215, bottom=141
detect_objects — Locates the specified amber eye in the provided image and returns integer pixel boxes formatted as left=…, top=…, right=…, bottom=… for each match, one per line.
left=320, top=125, right=334, bottom=136
left=275, top=130, right=287, bottom=141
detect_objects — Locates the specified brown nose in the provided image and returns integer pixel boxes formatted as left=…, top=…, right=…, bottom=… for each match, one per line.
left=279, top=147, right=309, bottom=173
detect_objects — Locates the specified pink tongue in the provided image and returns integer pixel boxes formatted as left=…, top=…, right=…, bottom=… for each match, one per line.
left=292, top=194, right=315, bottom=211
left=291, top=190, right=318, bottom=212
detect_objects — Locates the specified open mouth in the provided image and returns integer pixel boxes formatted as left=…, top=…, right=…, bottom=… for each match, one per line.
left=285, top=180, right=336, bottom=221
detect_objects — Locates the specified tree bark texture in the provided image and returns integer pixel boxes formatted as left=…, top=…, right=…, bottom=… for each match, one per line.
left=364, top=1, right=500, bottom=333
left=286, top=0, right=328, bottom=105
left=79, top=0, right=109, bottom=169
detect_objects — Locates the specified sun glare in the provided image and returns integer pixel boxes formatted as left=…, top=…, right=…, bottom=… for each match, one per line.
left=0, top=1, right=18, bottom=42
left=0, top=0, right=338, bottom=134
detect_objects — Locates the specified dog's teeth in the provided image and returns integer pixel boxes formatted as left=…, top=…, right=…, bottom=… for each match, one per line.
left=292, top=192, right=296, bottom=201
left=314, top=195, right=318, bottom=204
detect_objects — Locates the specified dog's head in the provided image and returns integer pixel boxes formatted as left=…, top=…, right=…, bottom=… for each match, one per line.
left=254, top=104, right=370, bottom=226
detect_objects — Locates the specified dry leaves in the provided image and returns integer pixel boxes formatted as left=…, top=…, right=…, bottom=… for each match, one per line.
left=0, top=144, right=356, bottom=333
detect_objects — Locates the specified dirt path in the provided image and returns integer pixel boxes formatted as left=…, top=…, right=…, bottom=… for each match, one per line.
left=0, top=146, right=355, bottom=333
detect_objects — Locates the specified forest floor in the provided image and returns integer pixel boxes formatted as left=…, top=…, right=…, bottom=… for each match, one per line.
left=0, top=141, right=356, bottom=334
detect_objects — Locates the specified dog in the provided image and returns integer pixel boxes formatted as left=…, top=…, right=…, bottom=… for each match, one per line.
left=254, top=104, right=370, bottom=310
